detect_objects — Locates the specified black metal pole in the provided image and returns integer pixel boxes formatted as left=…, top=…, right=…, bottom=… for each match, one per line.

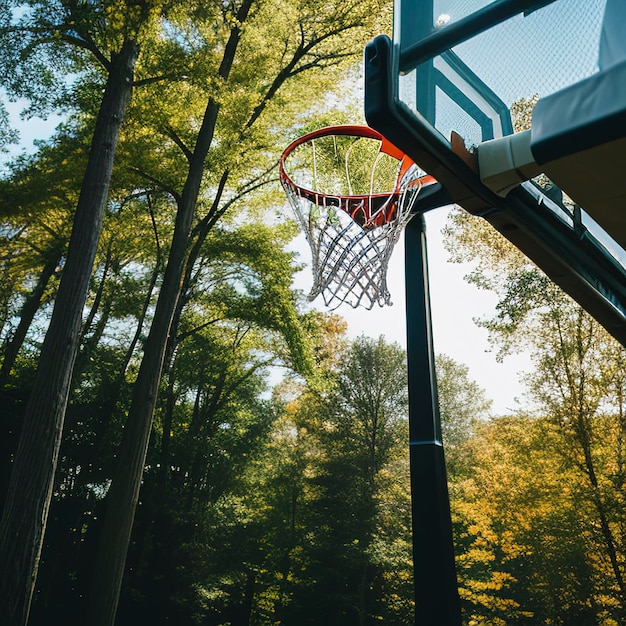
left=404, top=214, right=461, bottom=625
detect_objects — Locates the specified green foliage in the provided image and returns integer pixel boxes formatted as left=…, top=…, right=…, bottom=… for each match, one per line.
left=436, top=353, right=492, bottom=480
left=264, top=335, right=413, bottom=626
left=0, top=131, right=89, bottom=373
left=0, top=100, right=17, bottom=152
left=0, top=0, right=391, bottom=624
left=443, top=178, right=626, bottom=623
left=196, top=221, right=314, bottom=376
left=8, top=0, right=605, bottom=624
left=436, top=353, right=492, bottom=449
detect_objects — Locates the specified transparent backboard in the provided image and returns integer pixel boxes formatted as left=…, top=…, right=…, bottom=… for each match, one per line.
left=396, top=0, right=606, bottom=144
left=377, top=0, right=626, bottom=343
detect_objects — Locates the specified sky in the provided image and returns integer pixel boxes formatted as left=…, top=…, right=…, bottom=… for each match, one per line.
left=292, top=207, right=533, bottom=415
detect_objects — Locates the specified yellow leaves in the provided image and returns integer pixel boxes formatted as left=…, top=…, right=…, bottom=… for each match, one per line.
left=451, top=416, right=581, bottom=617
left=223, top=10, right=243, bottom=30
left=450, top=408, right=626, bottom=620
left=510, top=94, right=539, bottom=133
left=458, top=576, right=522, bottom=615
left=461, top=570, right=515, bottom=594
left=103, top=2, right=129, bottom=35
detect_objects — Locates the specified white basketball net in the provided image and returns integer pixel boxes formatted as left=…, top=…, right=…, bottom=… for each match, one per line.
left=280, top=129, right=425, bottom=309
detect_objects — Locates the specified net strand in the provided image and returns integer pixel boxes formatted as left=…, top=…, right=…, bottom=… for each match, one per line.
left=280, top=128, right=426, bottom=309
left=283, top=164, right=423, bottom=309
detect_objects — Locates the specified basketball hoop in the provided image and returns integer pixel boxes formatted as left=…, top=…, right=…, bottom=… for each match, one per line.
left=279, top=125, right=435, bottom=309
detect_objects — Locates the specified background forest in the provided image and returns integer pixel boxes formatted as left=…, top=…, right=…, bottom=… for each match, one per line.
left=1, top=1, right=626, bottom=625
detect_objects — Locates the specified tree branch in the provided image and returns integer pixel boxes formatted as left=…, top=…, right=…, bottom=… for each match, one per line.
left=163, top=124, right=193, bottom=162
left=127, top=167, right=182, bottom=204
left=244, top=21, right=363, bottom=130
left=60, top=32, right=110, bottom=70
left=177, top=317, right=223, bottom=343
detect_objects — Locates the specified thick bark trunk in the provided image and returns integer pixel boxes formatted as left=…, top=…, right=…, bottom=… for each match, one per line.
left=85, top=6, right=254, bottom=625
left=0, top=40, right=138, bottom=626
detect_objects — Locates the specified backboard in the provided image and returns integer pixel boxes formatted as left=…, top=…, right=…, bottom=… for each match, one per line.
left=364, top=0, right=626, bottom=346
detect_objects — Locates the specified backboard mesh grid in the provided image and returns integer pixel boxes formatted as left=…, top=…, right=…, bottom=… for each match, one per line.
left=399, top=0, right=607, bottom=146
left=395, top=0, right=625, bottom=266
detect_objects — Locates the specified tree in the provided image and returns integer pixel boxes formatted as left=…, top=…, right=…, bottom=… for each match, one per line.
left=0, top=2, right=181, bottom=623
left=523, top=297, right=626, bottom=620
left=334, top=335, right=408, bottom=478
left=84, top=0, right=388, bottom=622
left=0, top=132, right=89, bottom=388
left=0, top=0, right=390, bottom=621
left=435, top=353, right=492, bottom=476
left=282, top=335, right=411, bottom=625
left=118, top=322, right=279, bottom=624
left=443, top=195, right=626, bottom=620
left=452, top=415, right=600, bottom=625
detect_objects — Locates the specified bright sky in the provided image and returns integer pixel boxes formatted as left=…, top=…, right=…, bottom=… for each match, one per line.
left=292, top=207, right=533, bottom=416
left=1, top=98, right=63, bottom=171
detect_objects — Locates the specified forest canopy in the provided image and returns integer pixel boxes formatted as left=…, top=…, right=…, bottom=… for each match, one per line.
left=1, top=1, right=626, bottom=625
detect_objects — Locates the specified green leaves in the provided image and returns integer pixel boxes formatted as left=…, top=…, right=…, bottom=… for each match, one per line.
left=442, top=154, right=626, bottom=622
left=0, top=0, right=394, bottom=622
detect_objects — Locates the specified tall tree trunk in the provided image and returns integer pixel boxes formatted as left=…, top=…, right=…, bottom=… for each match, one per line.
left=0, top=40, right=138, bottom=626
left=85, top=5, right=253, bottom=624
left=157, top=356, right=177, bottom=493
left=581, top=439, right=626, bottom=604
left=0, top=249, right=61, bottom=388
left=86, top=100, right=221, bottom=626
